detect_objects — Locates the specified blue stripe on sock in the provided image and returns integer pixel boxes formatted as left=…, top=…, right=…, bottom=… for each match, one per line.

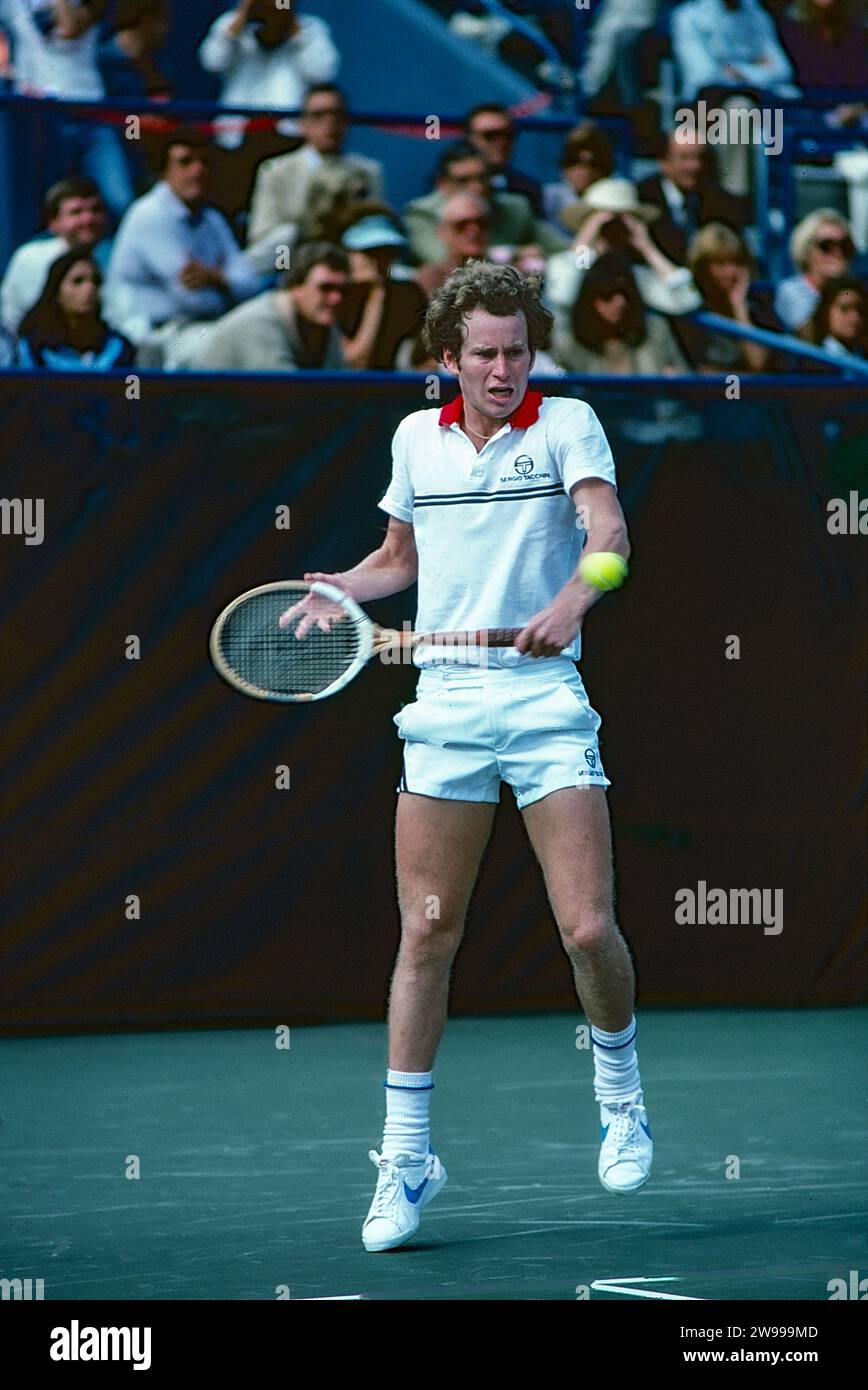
left=590, top=1027, right=637, bottom=1049
left=383, top=1082, right=435, bottom=1090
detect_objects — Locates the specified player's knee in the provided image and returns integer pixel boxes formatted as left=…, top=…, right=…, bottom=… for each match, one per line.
left=559, top=908, right=615, bottom=955
left=400, top=910, right=464, bottom=960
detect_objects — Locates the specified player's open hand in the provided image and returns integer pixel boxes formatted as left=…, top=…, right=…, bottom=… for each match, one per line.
left=514, top=599, right=582, bottom=658
left=278, top=574, right=351, bottom=638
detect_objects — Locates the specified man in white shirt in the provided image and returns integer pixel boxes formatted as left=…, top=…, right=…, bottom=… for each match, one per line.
left=0, top=0, right=134, bottom=218
left=199, top=0, right=340, bottom=223
left=105, top=129, right=262, bottom=368
left=199, top=0, right=339, bottom=150
left=0, top=173, right=109, bottom=332
left=246, top=83, right=384, bottom=274
left=672, top=0, right=795, bottom=104
left=281, top=261, right=653, bottom=1252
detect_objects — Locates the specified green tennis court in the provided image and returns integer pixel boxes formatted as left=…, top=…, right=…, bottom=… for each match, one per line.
left=3, top=1007, right=865, bottom=1301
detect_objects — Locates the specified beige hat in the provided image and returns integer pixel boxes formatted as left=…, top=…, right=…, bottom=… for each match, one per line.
left=560, top=177, right=660, bottom=235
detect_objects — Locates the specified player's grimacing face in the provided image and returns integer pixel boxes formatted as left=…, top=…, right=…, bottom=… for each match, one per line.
left=443, top=309, right=533, bottom=419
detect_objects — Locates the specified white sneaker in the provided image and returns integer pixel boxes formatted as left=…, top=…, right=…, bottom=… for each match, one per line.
left=362, top=1149, right=447, bottom=1252
left=598, top=1095, right=653, bottom=1193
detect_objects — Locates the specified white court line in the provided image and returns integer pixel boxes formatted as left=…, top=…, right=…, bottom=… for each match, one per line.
left=591, top=1277, right=705, bottom=1301
left=299, top=1295, right=365, bottom=1300
left=773, top=1212, right=860, bottom=1224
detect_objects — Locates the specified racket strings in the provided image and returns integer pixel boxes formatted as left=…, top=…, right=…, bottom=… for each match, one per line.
left=218, top=591, right=365, bottom=696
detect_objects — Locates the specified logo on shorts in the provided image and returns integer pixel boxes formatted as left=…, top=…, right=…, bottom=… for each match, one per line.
left=584, top=749, right=597, bottom=769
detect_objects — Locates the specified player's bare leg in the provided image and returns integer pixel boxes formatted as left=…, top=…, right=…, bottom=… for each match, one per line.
left=521, top=785, right=652, bottom=1192
left=520, top=785, right=633, bottom=1027
left=389, top=793, right=496, bottom=1071
left=363, top=794, right=495, bottom=1251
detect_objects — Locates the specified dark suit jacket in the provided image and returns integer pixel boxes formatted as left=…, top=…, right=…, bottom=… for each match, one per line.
left=491, top=166, right=544, bottom=218
left=638, top=173, right=751, bottom=266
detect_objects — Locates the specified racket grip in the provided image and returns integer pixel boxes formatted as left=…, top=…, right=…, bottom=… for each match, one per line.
left=419, top=628, right=523, bottom=647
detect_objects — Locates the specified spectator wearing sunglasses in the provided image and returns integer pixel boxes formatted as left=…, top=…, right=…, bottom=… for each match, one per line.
left=463, top=102, right=543, bottom=217
left=414, top=192, right=491, bottom=299
left=543, top=122, right=615, bottom=233
left=191, top=240, right=349, bottom=372
left=246, top=84, right=384, bottom=274
left=403, top=141, right=566, bottom=268
left=774, top=209, right=857, bottom=333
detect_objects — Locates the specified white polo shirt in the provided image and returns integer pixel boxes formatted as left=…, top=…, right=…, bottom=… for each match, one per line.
left=0, top=0, right=104, bottom=98
left=378, top=389, right=617, bottom=669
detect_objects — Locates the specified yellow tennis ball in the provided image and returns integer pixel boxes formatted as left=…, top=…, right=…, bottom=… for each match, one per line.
left=578, top=551, right=629, bottom=591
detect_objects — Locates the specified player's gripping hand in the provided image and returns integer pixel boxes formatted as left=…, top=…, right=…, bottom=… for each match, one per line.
left=514, top=597, right=583, bottom=658
left=278, top=572, right=351, bottom=639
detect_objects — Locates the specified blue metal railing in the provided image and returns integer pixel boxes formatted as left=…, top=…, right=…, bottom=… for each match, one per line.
left=688, top=309, right=868, bottom=379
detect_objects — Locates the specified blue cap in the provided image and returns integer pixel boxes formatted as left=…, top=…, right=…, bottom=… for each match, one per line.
left=342, top=216, right=407, bottom=251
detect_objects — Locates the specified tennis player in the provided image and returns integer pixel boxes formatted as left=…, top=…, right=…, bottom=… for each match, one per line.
left=284, top=261, right=652, bottom=1252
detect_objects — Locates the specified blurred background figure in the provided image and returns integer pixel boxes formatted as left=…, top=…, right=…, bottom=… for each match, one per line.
left=0, top=0, right=134, bottom=219
left=414, top=192, right=491, bottom=298
left=99, top=0, right=170, bottom=100
left=808, top=272, right=868, bottom=360
left=246, top=84, right=383, bottom=274
left=578, top=0, right=658, bottom=112
left=546, top=177, right=701, bottom=341
left=671, top=0, right=796, bottom=103
left=191, top=240, right=349, bottom=372
left=779, top=0, right=867, bottom=125
left=1, top=174, right=109, bottom=333
left=0, top=322, right=15, bottom=365
left=543, top=121, right=615, bottom=233
left=681, top=221, right=785, bottom=371
left=17, top=245, right=134, bottom=368
left=463, top=100, right=542, bottom=216
left=775, top=208, right=859, bottom=333
left=403, top=139, right=564, bottom=268
left=99, top=0, right=172, bottom=201
left=199, top=0, right=340, bottom=222
left=671, top=0, right=797, bottom=198
left=552, top=248, right=688, bottom=375
left=638, top=130, right=750, bottom=266
left=336, top=209, right=426, bottom=371
left=105, top=128, right=261, bottom=368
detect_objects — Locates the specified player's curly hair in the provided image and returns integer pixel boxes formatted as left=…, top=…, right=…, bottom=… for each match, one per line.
left=422, top=260, right=554, bottom=363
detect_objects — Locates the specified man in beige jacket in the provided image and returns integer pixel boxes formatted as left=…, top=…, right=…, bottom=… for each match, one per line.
left=246, top=83, right=384, bottom=273
left=191, top=241, right=349, bottom=372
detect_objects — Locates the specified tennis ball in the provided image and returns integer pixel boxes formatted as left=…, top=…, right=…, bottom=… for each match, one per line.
left=578, top=551, right=629, bottom=591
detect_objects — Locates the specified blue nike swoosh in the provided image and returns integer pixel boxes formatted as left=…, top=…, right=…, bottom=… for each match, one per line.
left=403, top=1176, right=429, bottom=1205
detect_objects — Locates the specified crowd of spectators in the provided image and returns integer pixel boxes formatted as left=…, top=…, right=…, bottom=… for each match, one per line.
left=0, top=0, right=865, bottom=376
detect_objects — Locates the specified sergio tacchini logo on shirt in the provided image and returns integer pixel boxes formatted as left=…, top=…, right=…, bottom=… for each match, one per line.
left=500, top=454, right=553, bottom=483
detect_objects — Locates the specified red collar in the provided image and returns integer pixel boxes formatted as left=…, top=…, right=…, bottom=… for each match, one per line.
left=438, top=388, right=543, bottom=431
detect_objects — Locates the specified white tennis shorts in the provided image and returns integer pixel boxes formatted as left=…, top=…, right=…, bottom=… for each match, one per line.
left=393, top=656, right=610, bottom=808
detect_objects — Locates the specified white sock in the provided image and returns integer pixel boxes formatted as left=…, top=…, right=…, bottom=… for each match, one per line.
left=381, top=1069, right=433, bottom=1159
left=590, top=1017, right=642, bottom=1107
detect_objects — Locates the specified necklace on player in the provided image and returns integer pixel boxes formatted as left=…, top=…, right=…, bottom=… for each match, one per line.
left=462, top=417, right=503, bottom=444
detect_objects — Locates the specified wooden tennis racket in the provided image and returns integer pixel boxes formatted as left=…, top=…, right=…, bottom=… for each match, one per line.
left=209, top=580, right=527, bottom=702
